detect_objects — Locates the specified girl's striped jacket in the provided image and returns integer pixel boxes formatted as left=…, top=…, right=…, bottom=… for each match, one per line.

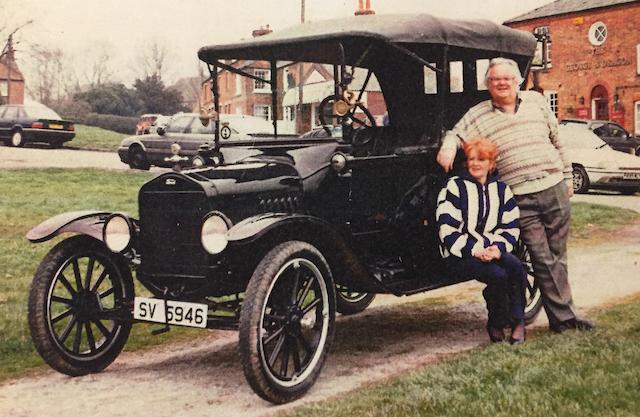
left=435, top=171, right=520, bottom=259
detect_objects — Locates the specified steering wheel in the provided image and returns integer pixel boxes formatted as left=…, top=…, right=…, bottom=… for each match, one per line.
left=318, top=94, right=377, bottom=144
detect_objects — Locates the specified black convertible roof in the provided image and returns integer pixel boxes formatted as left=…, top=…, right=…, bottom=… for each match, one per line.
left=198, top=13, right=537, bottom=65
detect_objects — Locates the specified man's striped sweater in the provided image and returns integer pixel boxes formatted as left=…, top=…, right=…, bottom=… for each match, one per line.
left=436, top=172, right=520, bottom=259
left=441, top=91, right=572, bottom=195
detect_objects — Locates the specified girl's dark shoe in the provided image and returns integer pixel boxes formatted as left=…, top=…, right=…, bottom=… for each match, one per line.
left=487, top=325, right=505, bottom=343
left=510, top=320, right=526, bottom=345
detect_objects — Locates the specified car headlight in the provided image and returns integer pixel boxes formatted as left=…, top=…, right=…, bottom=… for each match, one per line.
left=598, top=160, right=618, bottom=170
left=103, top=214, right=133, bottom=253
left=201, top=212, right=231, bottom=254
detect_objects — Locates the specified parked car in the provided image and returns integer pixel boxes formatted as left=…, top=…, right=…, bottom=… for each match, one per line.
left=26, top=14, right=543, bottom=404
left=118, top=112, right=279, bottom=169
left=560, top=118, right=640, bottom=156
left=561, top=124, right=640, bottom=194
left=135, top=114, right=161, bottom=135
left=0, top=104, right=75, bottom=148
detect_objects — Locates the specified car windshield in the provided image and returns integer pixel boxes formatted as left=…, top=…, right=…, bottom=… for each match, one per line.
left=24, top=105, right=62, bottom=120
left=560, top=126, right=608, bottom=149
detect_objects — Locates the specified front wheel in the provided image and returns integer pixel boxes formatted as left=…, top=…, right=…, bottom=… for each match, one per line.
left=28, top=235, right=134, bottom=376
left=239, top=241, right=336, bottom=404
left=128, top=146, right=150, bottom=170
left=572, top=166, right=590, bottom=194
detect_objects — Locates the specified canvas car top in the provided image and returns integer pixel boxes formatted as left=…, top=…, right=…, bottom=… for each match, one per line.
left=198, top=13, right=537, bottom=65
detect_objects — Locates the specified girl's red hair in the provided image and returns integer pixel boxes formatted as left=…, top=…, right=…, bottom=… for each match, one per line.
left=463, top=137, right=497, bottom=172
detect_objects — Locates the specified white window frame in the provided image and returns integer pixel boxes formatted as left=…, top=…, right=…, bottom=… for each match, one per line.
left=544, top=90, right=558, bottom=118
left=254, top=104, right=272, bottom=121
left=284, top=105, right=296, bottom=122
left=637, top=44, right=640, bottom=76
left=635, top=101, right=640, bottom=136
left=476, top=59, right=489, bottom=91
left=0, top=80, right=7, bottom=96
left=589, top=21, right=607, bottom=46
left=449, top=61, right=463, bottom=93
left=254, top=69, right=271, bottom=93
left=235, top=74, right=242, bottom=96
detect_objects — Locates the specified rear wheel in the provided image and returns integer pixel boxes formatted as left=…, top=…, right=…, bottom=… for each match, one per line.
left=335, top=285, right=375, bottom=315
left=28, top=235, right=134, bottom=376
left=517, top=244, right=542, bottom=324
left=239, top=241, right=335, bottom=404
left=10, top=130, right=25, bottom=147
left=128, top=146, right=150, bottom=170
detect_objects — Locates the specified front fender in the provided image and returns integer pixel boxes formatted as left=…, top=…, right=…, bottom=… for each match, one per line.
left=227, top=213, right=337, bottom=244
left=26, top=210, right=113, bottom=243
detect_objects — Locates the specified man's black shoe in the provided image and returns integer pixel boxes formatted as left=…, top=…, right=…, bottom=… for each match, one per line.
left=550, top=317, right=596, bottom=333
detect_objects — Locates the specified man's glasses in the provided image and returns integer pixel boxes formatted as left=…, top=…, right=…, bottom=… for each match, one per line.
left=488, top=76, right=516, bottom=84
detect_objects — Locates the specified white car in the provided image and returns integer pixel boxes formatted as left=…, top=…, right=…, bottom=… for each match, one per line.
left=560, top=125, right=640, bottom=194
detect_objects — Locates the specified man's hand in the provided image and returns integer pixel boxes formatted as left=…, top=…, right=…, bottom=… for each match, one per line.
left=566, top=180, right=574, bottom=198
left=436, top=148, right=455, bottom=173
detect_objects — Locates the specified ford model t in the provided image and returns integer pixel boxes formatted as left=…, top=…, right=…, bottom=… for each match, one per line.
left=27, top=14, right=542, bottom=403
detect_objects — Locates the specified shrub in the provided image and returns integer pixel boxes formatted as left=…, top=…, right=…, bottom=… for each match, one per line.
left=79, top=113, right=138, bottom=135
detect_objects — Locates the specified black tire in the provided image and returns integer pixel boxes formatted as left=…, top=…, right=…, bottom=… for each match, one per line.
left=572, top=166, right=590, bottom=194
left=128, top=146, right=150, bottom=170
left=239, top=241, right=336, bottom=404
left=10, top=130, right=25, bottom=147
left=335, top=285, right=375, bottom=315
left=516, top=244, right=543, bottom=324
left=28, top=235, right=134, bottom=376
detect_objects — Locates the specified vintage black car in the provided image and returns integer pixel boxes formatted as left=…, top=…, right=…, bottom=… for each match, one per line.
left=27, top=14, right=542, bottom=404
left=0, top=104, right=75, bottom=148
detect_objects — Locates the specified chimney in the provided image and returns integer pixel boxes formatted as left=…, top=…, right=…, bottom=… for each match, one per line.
left=252, top=24, right=273, bottom=37
left=355, top=0, right=375, bottom=16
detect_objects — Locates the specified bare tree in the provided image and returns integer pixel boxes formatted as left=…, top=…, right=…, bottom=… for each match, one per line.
left=25, top=43, right=67, bottom=105
left=136, top=38, right=169, bottom=80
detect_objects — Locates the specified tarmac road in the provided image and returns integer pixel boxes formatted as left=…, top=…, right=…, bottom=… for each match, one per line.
left=3, top=145, right=638, bottom=211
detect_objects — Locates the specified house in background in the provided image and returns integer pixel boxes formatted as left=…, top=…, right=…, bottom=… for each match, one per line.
left=505, top=0, right=640, bottom=135
left=0, top=38, right=25, bottom=105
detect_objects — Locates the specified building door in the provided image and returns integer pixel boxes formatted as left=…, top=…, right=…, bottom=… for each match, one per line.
left=635, top=101, right=640, bottom=136
left=590, top=85, right=609, bottom=120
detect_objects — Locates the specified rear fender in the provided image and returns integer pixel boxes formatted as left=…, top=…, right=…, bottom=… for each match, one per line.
left=26, top=210, right=113, bottom=243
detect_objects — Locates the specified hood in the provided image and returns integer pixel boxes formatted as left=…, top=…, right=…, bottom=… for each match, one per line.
left=568, top=146, right=640, bottom=169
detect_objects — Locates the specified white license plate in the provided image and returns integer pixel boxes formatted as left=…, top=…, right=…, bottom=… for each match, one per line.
left=623, top=172, right=640, bottom=180
left=133, top=297, right=208, bottom=328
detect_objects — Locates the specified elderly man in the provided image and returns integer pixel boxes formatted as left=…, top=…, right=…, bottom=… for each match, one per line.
left=436, top=57, right=594, bottom=333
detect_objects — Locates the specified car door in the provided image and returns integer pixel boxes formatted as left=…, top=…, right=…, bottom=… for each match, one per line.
left=143, top=115, right=196, bottom=164
left=0, top=106, right=18, bottom=139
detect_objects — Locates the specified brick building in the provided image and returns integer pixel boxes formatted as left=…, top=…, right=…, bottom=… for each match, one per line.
left=505, top=0, right=640, bottom=135
left=0, top=42, right=25, bottom=105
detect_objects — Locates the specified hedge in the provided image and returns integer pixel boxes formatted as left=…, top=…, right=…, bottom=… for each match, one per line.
left=78, top=113, right=138, bottom=135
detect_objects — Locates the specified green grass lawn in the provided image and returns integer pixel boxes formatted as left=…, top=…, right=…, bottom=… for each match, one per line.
left=280, top=295, right=640, bottom=417
left=0, top=168, right=638, bottom=383
left=67, top=124, right=128, bottom=152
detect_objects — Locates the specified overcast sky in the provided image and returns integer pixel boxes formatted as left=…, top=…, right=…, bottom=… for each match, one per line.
left=5, top=0, right=553, bottom=90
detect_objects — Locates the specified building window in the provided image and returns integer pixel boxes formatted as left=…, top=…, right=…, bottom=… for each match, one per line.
left=285, top=105, right=296, bottom=121
left=235, top=74, right=242, bottom=96
left=635, top=101, right=640, bottom=136
left=254, top=105, right=272, bottom=120
left=637, top=44, right=640, bottom=75
left=588, top=21, right=607, bottom=46
left=0, top=80, right=7, bottom=97
left=449, top=61, right=463, bottom=93
left=533, top=26, right=552, bottom=69
left=254, top=69, right=271, bottom=93
left=544, top=90, right=558, bottom=118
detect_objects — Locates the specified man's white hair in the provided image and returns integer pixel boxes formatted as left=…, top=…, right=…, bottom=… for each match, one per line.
left=484, top=57, right=524, bottom=85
